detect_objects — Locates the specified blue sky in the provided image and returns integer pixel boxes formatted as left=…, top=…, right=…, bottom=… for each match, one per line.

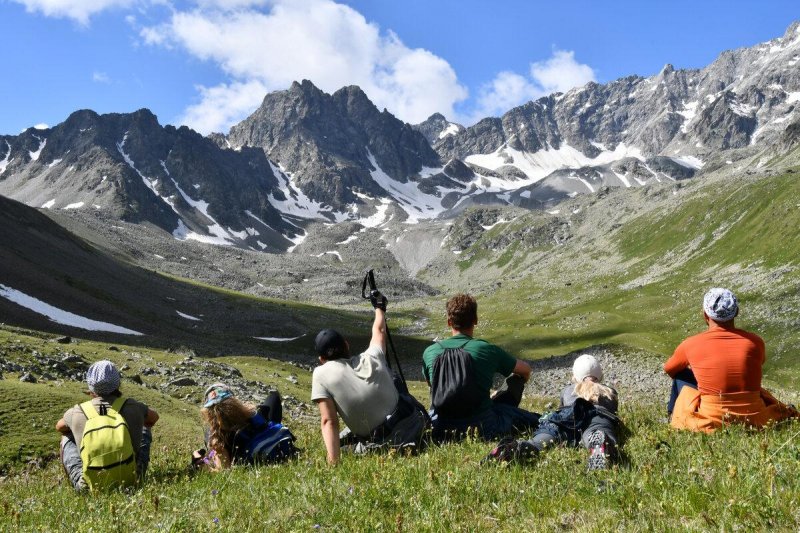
left=1, top=0, right=797, bottom=135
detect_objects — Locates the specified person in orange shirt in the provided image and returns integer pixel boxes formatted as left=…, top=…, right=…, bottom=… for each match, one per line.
left=664, top=288, right=798, bottom=432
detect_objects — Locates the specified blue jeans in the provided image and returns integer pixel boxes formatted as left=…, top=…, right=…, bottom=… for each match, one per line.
left=431, top=403, right=540, bottom=442
left=60, top=427, right=153, bottom=491
left=667, top=368, right=698, bottom=416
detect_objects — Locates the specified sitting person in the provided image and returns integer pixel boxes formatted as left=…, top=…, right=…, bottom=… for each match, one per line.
left=192, top=384, right=296, bottom=470
left=311, top=291, right=428, bottom=464
left=485, top=354, right=621, bottom=470
left=422, top=293, right=539, bottom=441
left=664, top=288, right=798, bottom=432
left=55, top=360, right=159, bottom=492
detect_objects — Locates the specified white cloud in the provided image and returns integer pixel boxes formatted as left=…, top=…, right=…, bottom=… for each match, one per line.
left=33, top=123, right=50, bottom=130
left=468, top=49, right=595, bottom=123
left=530, top=50, right=596, bottom=94
left=92, top=71, right=111, bottom=83
left=181, top=80, right=268, bottom=135
left=471, top=71, right=539, bottom=120
left=11, top=0, right=136, bottom=25
left=142, top=0, right=468, bottom=133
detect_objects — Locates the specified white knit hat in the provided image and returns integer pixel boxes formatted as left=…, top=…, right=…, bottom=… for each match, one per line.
left=703, top=287, right=738, bottom=322
left=572, top=354, right=603, bottom=382
left=86, top=360, right=121, bottom=395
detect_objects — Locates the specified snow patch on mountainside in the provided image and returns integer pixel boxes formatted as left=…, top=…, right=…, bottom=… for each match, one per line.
left=29, top=136, right=45, bottom=161
left=268, top=162, right=348, bottom=223
left=0, top=283, right=143, bottom=335
left=367, top=150, right=466, bottom=223
left=176, top=310, right=202, bottom=321
left=353, top=193, right=392, bottom=228
left=171, top=179, right=236, bottom=246
left=438, top=123, right=461, bottom=139
left=671, top=155, right=704, bottom=169
left=254, top=335, right=304, bottom=342
left=0, top=141, right=11, bottom=175
left=117, top=134, right=181, bottom=215
left=466, top=142, right=644, bottom=186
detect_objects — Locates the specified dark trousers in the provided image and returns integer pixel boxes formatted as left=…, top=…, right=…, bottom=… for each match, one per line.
left=667, top=368, right=698, bottom=415
left=258, top=391, right=283, bottom=424
left=431, top=374, right=539, bottom=442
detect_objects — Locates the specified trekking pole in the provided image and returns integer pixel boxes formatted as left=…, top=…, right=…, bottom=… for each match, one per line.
left=361, top=269, right=407, bottom=385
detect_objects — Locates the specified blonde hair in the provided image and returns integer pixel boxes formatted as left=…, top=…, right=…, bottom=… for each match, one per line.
left=574, top=379, right=617, bottom=407
left=200, top=397, right=256, bottom=468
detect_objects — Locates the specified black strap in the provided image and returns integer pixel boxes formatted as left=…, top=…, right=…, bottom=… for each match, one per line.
left=435, top=339, right=472, bottom=351
left=85, top=454, right=135, bottom=470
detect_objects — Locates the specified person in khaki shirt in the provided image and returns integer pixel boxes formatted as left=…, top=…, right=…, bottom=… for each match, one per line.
left=55, top=360, right=158, bottom=491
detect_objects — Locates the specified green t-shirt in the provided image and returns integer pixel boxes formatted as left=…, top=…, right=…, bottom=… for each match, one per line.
left=422, top=333, right=517, bottom=414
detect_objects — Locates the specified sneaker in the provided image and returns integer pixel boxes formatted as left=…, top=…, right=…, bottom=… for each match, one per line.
left=585, top=430, right=608, bottom=471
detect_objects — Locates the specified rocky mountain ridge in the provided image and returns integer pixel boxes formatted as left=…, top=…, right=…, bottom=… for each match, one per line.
left=0, top=109, right=299, bottom=251
left=433, top=21, right=800, bottom=199
left=0, top=22, right=799, bottom=251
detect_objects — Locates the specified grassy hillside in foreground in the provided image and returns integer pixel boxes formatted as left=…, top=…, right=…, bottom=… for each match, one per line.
left=433, top=169, right=800, bottom=390
left=2, top=326, right=800, bottom=531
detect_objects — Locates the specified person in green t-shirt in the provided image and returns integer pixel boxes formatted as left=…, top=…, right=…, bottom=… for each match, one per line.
left=422, top=293, right=539, bottom=441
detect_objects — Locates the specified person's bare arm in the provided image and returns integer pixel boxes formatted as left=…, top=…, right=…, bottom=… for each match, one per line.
left=512, top=359, right=532, bottom=382
left=55, top=418, right=70, bottom=434
left=144, top=408, right=159, bottom=427
left=315, top=398, right=341, bottom=465
left=370, top=308, right=387, bottom=354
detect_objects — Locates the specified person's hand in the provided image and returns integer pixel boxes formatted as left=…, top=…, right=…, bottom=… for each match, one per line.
left=370, top=290, right=388, bottom=311
left=190, top=449, right=206, bottom=469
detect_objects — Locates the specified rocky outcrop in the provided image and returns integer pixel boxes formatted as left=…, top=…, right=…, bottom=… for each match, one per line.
left=227, top=80, right=441, bottom=209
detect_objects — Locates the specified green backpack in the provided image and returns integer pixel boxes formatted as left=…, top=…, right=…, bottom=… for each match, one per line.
left=79, top=397, right=137, bottom=491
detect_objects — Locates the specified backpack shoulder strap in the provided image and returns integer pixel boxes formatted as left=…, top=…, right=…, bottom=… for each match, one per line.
left=436, top=339, right=472, bottom=351
left=80, top=400, right=98, bottom=420
left=249, top=413, right=268, bottom=430
left=110, top=396, right=127, bottom=414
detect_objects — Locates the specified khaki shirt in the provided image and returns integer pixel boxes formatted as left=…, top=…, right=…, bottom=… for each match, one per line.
left=63, top=395, right=149, bottom=450
left=311, top=345, right=398, bottom=437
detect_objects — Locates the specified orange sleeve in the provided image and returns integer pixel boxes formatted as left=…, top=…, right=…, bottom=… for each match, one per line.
left=663, top=342, right=689, bottom=377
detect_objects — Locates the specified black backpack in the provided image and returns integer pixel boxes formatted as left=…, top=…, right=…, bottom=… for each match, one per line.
left=430, top=340, right=484, bottom=419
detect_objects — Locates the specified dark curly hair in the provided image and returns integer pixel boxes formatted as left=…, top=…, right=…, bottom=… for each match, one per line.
left=446, top=293, right=478, bottom=331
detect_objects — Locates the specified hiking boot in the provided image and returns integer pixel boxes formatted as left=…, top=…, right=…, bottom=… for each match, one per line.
left=482, top=438, right=538, bottom=465
left=585, top=430, right=608, bottom=471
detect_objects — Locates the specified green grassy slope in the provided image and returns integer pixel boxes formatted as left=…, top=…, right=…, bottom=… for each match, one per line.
left=442, top=169, right=800, bottom=389
left=3, top=168, right=800, bottom=530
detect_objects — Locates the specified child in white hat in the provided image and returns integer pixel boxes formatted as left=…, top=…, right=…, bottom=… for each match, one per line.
left=486, top=354, right=621, bottom=470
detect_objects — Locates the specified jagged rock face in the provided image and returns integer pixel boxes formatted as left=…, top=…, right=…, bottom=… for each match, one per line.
left=0, top=109, right=295, bottom=250
left=228, top=80, right=440, bottom=209
left=436, top=22, right=800, bottom=173
left=782, top=117, right=800, bottom=148
left=412, top=113, right=464, bottom=145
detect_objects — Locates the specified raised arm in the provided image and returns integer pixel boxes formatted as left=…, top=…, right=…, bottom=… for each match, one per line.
left=370, top=308, right=387, bottom=354
left=315, top=398, right=341, bottom=465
